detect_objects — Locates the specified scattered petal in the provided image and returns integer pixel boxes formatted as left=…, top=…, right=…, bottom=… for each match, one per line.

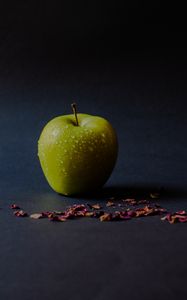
left=123, top=199, right=137, bottom=205
left=11, top=204, right=20, bottom=209
left=14, top=210, right=28, bottom=217
left=9, top=197, right=187, bottom=226
left=100, top=213, right=112, bottom=222
left=84, top=211, right=104, bottom=218
left=87, top=203, right=101, bottom=210
left=134, top=205, right=166, bottom=217
left=178, top=216, right=187, bottom=223
left=161, top=211, right=187, bottom=224
left=30, top=213, right=44, bottom=219
left=175, top=210, right=187, bottom=215
left=57, top=215, right=67, bottom=222
left=112, top=211, right=131, bottom=221
left=106, top=201, right=115, bottom=207
left=84, top=211, right=95, bottom=217
left=41, top=211, right=53, bottom=217
left=49, top=215, right=64, bottom=222
left=127, top=210, right=137, bottom=217
left=53, top=211, right=64, bottom=215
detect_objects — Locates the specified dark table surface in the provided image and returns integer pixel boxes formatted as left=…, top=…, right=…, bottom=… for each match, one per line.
left=1, top=50, right=187, bottom=300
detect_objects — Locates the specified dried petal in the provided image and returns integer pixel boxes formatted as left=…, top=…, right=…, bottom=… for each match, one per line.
left=134, top=205, right=166, bottom=217
left=53, top=211, right=64, bottom=215
left=156, top=207, right=167, bottom=213
left=47, top=212, right=56, bottom=219
left=113, top=211, right=131, bottom=221
left=106, top=201, right=115, bottom=207
left=161, top=212, right=187, bottom=224
left=55, top=215, right=67, bottom=222
left=178, top=216, right=187, bottom=223
left=11, top=204, right=20, bottom=209
left=50, top=215, right=65, bottom=222
left=41, top=211, right=53, bottom=217
left=175, top=210, right=187, bottom=215
left=91, top=204, right=101, bottom=210
left=123, top=199, right=137, bottom=205
left=170, top=216, right=178, bottom=224
left=71, top=204, right=86, bottom=211
left=84, top=211, right=95, bottom=217
left=87, top=203, right=101, bottom=210
left=30, top=213, right=44, bottom=219
left=14, top=210, right=28, bottom=217
left=127, top=210, right=136, bottom=217
left=100, top=213, right=112, bottom=222
left=66, top=204, right=87, bottom=218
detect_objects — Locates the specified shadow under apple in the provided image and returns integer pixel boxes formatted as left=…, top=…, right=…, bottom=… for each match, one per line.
left=66, top=184, right=187, bottom=201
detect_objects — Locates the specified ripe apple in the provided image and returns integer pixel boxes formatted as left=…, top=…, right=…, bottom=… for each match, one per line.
left=38, top=104, right=118, bottom=196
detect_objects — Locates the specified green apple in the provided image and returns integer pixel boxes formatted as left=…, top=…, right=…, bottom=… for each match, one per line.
left=38, top=104, right=118, bottom=196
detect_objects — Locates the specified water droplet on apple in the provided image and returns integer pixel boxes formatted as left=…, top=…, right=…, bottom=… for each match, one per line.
left=52, top=129, right=59, bottom=137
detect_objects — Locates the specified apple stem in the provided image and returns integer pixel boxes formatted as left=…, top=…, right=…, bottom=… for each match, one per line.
left=71, top=103, right=79, bottom=126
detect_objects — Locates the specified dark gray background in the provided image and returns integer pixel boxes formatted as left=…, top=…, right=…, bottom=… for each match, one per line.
left=1, top=1, right=187, bottom=299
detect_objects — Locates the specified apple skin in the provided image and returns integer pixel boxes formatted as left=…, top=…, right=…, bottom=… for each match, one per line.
left=38, top=113, right=118, bottom=196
